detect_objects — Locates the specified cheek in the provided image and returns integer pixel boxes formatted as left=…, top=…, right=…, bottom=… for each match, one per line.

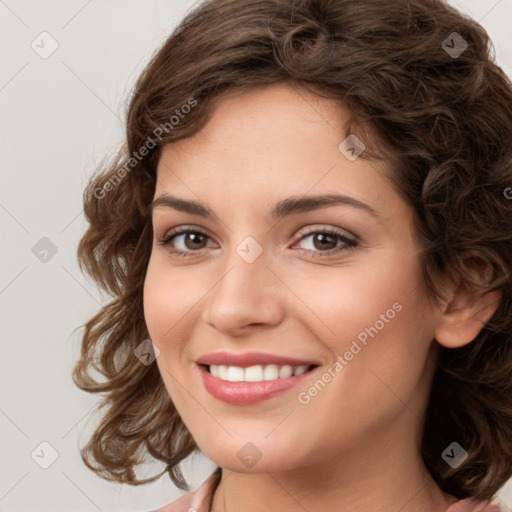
left=143, top=257, right=196, bottom=407
left=295, top=247, right=424, bottom=342
left=291, top=297, right=434, bottom=456
left=142, top=261, right=170, bottom=342
left=142, top=254, right=198, bottom=344
left=142, top=254, right=210, bottom=395
left=297, top=249, right=433, bottom=403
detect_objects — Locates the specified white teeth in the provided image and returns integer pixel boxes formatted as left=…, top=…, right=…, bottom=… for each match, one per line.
left=294, top=365, right=308, bottom=376
left=218, top=365, right=228, bottom=380
left=244, top=365, right=264, bottom=382
left=207, top=363, right=312, bottom=382
left=263, top=364, right=279, bottom=381
left=227, top=366, right=245, bottom=382
left=278, top=365, right=293, bottom=378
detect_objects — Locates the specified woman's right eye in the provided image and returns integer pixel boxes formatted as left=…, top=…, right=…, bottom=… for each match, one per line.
left=158, top=227, right=215, bottom=257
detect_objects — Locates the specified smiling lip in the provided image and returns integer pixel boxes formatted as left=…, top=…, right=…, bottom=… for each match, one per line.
left=197, top=364, right=319, bottom=405
left=195, top=351, right=320, bottom=405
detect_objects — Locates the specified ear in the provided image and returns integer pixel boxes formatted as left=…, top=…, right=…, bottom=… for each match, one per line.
left=434, top=276, right=502, bottom=349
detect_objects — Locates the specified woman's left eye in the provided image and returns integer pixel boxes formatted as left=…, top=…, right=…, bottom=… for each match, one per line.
left=293, top=226, right=358, bottom=257
left=157, top=225, right=358, bottom=258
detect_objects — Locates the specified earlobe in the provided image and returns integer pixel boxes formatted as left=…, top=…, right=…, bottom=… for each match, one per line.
left=434, top=284, right=502, bottom=349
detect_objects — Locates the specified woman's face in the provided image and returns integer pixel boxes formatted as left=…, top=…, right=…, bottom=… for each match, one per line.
left=143, top=82, right=443, bottom=474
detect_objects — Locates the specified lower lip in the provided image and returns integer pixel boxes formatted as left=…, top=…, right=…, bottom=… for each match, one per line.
left=197, top=364, right=319, bottom=405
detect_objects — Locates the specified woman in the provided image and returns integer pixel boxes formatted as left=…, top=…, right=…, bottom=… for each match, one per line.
left=73, top=0, right=512, bottom=510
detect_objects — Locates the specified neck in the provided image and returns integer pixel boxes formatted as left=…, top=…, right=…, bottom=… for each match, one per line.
left=210, top=412, right=458, bottom=512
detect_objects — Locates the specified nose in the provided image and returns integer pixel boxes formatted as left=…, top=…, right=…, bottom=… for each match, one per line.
left=201, top=248, right=285, bottom=336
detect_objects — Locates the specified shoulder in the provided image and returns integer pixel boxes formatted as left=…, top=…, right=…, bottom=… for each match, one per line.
left=445, top=497, right=505, bottom=512
left=152, top=469, right=222, bottom=512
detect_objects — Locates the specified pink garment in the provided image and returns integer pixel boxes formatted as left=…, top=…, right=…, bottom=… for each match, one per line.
left=152, top=470, right=504, bottom=512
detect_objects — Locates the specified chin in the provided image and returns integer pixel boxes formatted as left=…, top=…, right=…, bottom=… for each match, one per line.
left=199, top=441, right=308, bottom=474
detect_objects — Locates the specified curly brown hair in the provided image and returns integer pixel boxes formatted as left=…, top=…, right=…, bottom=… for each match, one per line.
left=73, top=0, right=512, bottom=501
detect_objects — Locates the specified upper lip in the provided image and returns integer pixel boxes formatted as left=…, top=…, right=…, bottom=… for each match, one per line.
left=196, top=351, right=320, bottom=368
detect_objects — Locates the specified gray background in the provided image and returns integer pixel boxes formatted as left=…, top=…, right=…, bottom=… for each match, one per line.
left=1, top=1, right=511, bottom=511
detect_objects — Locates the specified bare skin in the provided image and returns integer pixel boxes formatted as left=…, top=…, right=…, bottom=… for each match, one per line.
left=143, top=81, right=500, bottom=512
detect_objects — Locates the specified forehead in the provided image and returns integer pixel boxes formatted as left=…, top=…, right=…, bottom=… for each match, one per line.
left=154, top=82, right=400, bottom=221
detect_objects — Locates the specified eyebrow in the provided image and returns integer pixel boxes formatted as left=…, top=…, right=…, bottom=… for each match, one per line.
left=148, top=193, right=380, bottom=220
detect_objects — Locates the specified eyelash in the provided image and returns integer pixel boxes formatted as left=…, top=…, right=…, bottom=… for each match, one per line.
left=156, top=225, right=358, bottom=259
